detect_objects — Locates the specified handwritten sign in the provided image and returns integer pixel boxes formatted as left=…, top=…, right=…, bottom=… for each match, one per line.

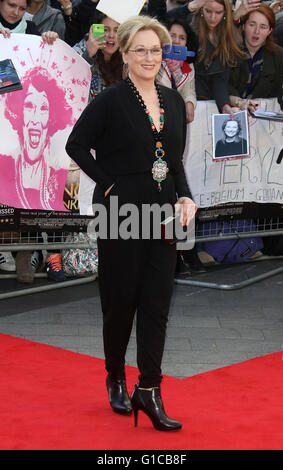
left=184, top=98, right=283, bottom=208
left=78, top=98, right=283, bottom=215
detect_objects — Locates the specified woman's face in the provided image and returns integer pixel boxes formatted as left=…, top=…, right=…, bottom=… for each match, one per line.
left=23, top=84, right=50, bottom=162
left=224, top=120, right=239, bottom=139
left=102, top=17, right=120, bottom=58
left=169, top=23, right=187, bottom=46
left=202, top=0, right=225, bottom=31
left=0, top=0, right=27, bottom=24
left=243, top=11, right=272, bottom=52
left=123, top=29, right=162, bottom=84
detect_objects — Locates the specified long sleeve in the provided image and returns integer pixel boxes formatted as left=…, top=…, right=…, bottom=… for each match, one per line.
left=66, top=81, right=192, bottom=197
left=170, top=95, right=192, bottom=199
left=147, top=0, right=167, bottom=22
left=228, top=65, right=241, bottom=98
left=210, top=68, right=231, bottom=111
left=195, top=43, right=231, bottom=111
left=65, top=93, right=115, bottom=192
left=64, top=0, right=98, bottom=46
left=175, top=64, right=197, bottom=108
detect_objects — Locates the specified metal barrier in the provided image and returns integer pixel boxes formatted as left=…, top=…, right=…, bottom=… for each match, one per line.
left=1, top=217, right=283, bottom=299
left=0, top=231, right=97, bottom=300
left=175, top=216, right=283, bottom=290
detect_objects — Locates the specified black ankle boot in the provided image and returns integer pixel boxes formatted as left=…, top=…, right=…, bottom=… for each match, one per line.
left=106, top=372, right=132, bottom=415
left=131, top=384, right=182, bottom=431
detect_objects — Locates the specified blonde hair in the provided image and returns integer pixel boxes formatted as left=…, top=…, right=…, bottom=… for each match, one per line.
left=117, top=15, right=172, bottom=53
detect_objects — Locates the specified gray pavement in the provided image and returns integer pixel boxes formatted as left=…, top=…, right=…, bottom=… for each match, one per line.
left=0, top=256, right=283, bottom=379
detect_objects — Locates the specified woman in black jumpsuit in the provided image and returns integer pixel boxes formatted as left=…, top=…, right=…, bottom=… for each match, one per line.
left=66, top=15, right=197, bottom=431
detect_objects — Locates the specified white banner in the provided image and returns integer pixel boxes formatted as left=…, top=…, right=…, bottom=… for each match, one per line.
left=78, top=98, right=283, bottom=215
left=97, top=0, right=146, bottom=24
left=185, top=98, right=283, bottom=208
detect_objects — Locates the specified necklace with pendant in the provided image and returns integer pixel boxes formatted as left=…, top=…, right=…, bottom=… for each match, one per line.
left=126, top=76, right=168, bottom=192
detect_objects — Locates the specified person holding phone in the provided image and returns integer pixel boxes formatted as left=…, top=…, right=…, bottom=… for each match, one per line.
left=66, top=15, right=197, bottom=431
left=73, top=12, right=122, bottom=99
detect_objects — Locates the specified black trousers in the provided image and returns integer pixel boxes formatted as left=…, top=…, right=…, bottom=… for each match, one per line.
left=97, top=236, right=177, bottom=388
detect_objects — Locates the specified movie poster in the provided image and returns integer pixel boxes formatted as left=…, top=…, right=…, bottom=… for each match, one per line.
left=0, top=34, right=91, bottom=231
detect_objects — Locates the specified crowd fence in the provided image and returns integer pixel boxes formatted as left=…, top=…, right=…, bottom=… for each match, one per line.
left=1, top=216, right=283, bottom=299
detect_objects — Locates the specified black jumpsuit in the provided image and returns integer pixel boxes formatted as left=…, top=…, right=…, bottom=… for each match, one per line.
left=66, top=79, right=191, bottom=387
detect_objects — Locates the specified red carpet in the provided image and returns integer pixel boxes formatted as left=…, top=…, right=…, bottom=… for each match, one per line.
left=0, top=333, right=282, bottom=450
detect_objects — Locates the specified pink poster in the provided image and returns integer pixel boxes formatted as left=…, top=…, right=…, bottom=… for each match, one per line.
left=0, top=34, right=91, bottom=211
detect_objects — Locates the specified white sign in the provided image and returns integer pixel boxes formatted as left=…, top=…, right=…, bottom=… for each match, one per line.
left=77, top=98, right=283, bottom=215
left=97, top=0, right=146, bottom=24
left=185, top=99, right=283, bottom=208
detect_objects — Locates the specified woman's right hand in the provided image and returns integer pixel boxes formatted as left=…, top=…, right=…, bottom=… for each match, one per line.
left=270, top=0, right=283, bottom=14
left=233, top=0, right=261, bottom=21
left=188, top=0, right=207, bottom=13
left=86, top=25, right=105, bottom=58
left=222, top=104, right=234, bottom=119
left=0, top=28, right=11, bottom=38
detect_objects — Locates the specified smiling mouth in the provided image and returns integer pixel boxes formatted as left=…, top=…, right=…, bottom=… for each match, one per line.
left=28, top=130, right=41, bottom=149
left=106, top=41, right=115, bottom=47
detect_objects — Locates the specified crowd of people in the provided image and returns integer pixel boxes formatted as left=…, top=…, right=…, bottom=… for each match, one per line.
left=0, top=0, right=282, bottom=432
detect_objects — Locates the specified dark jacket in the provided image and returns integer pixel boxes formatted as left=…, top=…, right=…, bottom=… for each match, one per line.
left=26, top=20, right=40, bottom=35
left=229, top=44, right=283, bottom=110
left=63, top=0, right=99, bottom=46
left=147, top=0, right=190, bottom=22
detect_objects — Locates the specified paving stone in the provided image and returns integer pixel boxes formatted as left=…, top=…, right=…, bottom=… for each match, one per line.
left=215, top=339, right=283, bottom=353
left=0, top=258, right=283, bottom=378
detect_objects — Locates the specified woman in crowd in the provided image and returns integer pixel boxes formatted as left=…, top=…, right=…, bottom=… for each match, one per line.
left=0, top=0, right=58, bottom=42
left=156, top=16, right=198, bottom=123
left=73, top=12, right=123, bottom=100
left=149, top=0, right=244, bottom=114
left=229, top=4, right=283, bottom=113
left=189, top=0, right=244, bottom=114
left=66, top=15, right=197, bottom=431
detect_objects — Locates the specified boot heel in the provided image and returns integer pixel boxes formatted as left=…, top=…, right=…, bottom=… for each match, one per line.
left=133, top=404, right=139, bottom=427
left=131, top=383, right=182, bottom=432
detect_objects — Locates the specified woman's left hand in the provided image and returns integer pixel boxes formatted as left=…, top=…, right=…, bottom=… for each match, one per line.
left=0, top=28, right=11, bottom=38
left=41, top=31, right=59, bottom=45
left=185, top=101, right=195, bottom=123
left=270, top=0, right=283, bottom=13
left=175, top=197, right=198, bottom=226
left=222, top=104, right=234, bottom=119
